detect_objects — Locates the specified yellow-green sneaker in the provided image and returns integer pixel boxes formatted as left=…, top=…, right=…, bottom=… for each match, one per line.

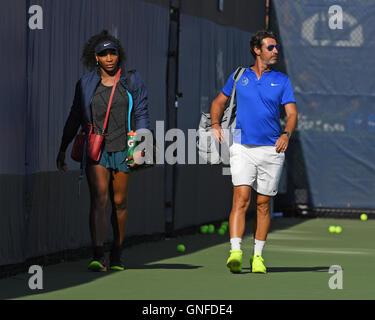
left=226, top=250, right=243, bottom=273
left=88, top=260, right=107, bottom=272
left=252, top=254, right=266, bottom=274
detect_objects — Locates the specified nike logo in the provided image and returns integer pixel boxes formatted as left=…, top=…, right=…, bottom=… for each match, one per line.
left=271, top=83, right=280, bottom=86
left=104, top=43, right=110, bottom=47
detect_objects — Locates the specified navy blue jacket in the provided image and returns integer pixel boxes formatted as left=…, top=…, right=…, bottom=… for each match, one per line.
left=59, top=68, right=150, bottom=152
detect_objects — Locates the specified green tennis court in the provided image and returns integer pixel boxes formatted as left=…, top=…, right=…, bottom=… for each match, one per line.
left=1, top=217, right=374, bottom=300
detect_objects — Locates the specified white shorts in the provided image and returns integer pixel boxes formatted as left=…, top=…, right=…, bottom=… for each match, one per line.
left=229, top=143, right=285, bottom=196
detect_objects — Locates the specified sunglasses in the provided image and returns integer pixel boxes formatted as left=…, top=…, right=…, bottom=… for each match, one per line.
left=266, top=44, right=280, bottom=51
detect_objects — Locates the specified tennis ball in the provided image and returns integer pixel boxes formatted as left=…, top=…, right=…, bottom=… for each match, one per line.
left=218, top=228, right=226, bottom=236
left=208, top=224, right=215, bottom=234
left=221, top=221, right=229, bottom=229
left=335, top=226, right=342, bottom=234
left=177, top=244, right=185, bottom=252
left=360, top=214, right=368, bottom=221
left=329, top=226, right=336, bottom=233
left=200, top=225, right=208, bottom=234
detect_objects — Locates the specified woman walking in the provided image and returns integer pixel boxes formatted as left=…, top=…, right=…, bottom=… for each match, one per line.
left=56, top=30, right=150, bottom=271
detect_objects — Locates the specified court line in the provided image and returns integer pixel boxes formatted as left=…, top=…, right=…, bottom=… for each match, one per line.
left=265, top=244, right=374, bottom=255
left=266, top=234, right=328, bottom=241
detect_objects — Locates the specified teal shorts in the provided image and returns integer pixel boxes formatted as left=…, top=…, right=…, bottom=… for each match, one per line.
left=97, top=150, right=130, bottom=173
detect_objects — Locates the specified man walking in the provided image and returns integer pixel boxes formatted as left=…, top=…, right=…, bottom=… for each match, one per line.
left=210, top=30, right=298, bottom=273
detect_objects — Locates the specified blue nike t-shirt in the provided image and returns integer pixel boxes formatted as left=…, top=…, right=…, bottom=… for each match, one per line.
left=222, top=67, right=296, bottom=146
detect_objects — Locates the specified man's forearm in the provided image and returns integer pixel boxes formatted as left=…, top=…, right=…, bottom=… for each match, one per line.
left=284, top=113, right=298, bottom=134
left=210, top=101, right=225, bottom=125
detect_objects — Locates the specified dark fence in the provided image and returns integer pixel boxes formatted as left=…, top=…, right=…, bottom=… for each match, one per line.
left=0, top=0, right=265, bottom=270
left=271, top=0, right=375, bottom=214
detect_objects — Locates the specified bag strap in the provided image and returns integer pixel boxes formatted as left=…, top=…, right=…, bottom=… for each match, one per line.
left=125, top=70, right=136, bottom=133
left=233, top=67, right=245, bottom=82
left=231, top=67, right=246, bottom=94
left=219, top=67, right=246, bottom=130
left=101, top=68, right=122, bottom=134
left=227, top=67, right=246, bottom=109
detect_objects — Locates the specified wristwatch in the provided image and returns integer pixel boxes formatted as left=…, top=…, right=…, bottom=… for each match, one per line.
left=282, top=131, right=291, bottom=138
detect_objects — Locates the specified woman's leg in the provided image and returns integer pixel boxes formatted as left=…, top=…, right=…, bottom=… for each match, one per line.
left=109, top=170, right=130, bottom=265
left=86, top=164, right=111, bottom=260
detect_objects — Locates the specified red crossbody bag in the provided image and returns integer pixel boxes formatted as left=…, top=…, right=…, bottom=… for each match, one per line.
left=71, top=68, right=121, bottom=162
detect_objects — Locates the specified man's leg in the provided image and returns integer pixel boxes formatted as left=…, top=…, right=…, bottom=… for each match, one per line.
left=226, top=185, right=251, bottom=273
left=254, top=192, right=272, bottom=241
left=229, top=185, right=251, bottom=239
left=251, top=191, right=272, bottom=273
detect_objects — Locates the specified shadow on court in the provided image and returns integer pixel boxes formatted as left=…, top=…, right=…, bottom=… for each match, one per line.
left=241, top=266, right=330, bottom=273
left=0, top=217, right=307, bottom=299
left=127, top=263, right=202, bottom=270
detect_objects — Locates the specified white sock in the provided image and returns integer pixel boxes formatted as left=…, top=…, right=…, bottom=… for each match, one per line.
left=230, top=238, right=242, bottom=251
left=253, top=239, right=266, bottom=256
